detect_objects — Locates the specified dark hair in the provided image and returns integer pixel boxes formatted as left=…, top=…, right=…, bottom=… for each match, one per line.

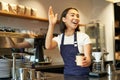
left=59, top=7, right=80, bottom=33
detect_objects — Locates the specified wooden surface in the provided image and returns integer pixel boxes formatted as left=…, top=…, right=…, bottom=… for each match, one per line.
left=0, top=10, right=48, bottom=22
left=0, top=31, right=43, bottom=38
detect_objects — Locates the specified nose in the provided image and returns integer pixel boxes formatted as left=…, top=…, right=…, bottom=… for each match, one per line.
left=74, top=15, right=79, bottom=19
left=74, top=16, right=80, bottom=21
left=74, top=18, right=80, bottom=23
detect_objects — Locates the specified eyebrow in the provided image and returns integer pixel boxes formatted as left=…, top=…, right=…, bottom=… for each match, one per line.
left=69, top=12, right=79, bottom=17
left=69, top=12, right=79, bottom=15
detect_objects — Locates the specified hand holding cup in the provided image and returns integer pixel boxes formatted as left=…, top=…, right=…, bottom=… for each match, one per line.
left=76, top=54, right=86, bottom=66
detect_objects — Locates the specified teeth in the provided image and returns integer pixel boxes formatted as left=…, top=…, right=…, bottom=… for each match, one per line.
left=72, top=20, right=78, bottom=24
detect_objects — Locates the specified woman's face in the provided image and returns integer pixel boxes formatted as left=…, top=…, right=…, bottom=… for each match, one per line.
left=62, top=9, right=80, bottom=31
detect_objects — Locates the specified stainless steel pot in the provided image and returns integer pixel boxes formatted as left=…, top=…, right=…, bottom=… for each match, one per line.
left=106, top=63, right=116, bottom=75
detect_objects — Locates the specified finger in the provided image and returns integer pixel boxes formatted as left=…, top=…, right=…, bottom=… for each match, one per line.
left=49, top=6, right=53, bottom=15
left=55, top=13, right=58, bottom=17
left=55, top=13, right=58, bottom=20
left=48, top=6, right=52, bottom=15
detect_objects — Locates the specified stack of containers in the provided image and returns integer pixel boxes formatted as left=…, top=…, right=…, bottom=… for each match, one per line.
left=0, top=1, right=37, bottom=17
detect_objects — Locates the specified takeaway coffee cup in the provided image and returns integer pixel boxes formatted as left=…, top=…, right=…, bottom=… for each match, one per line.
left=76, top=54, right=84, bottom=66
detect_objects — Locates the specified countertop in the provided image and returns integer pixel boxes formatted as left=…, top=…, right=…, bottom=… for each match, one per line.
left=45, top=70, right=120, bottom=80
left=36, top=62, right=64, bottom=69
left=27, top=62, right=120, bottom=80
left=1, top=70, right=120, bottom=80
left=31, top=62, right=64, bottom=70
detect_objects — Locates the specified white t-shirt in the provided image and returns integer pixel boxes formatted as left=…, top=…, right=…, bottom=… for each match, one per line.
left=24, top=38, right=36, bottom=54
left=53, top=32, right=91, bottom=53
left=24, top=38, right=34, bottom=47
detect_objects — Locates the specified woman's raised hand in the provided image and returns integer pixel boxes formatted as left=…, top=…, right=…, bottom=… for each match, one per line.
left=48, top=6, right=58, bottom=27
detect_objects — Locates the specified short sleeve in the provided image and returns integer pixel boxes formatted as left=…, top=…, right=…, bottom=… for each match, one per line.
left=53, top=34, right=62, bottom=49
left=77, top=32, right=91, bottom=53
left=24, top=38, right=34, bottom=47
left=83, top=34, right=91, bottom=45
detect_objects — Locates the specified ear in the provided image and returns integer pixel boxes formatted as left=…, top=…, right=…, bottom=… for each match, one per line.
left=62, top=17, right=66, bottom=22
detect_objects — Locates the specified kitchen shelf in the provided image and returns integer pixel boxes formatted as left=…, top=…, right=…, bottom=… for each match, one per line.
left=0, top=31, right=43, bottom=38
left=0, top=10, right=48, bottom=22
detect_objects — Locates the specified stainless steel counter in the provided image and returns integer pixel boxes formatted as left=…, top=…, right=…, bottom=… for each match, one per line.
left=31, top=62, right=64, bottom=73
left=27, top=62, right=120, bottom=80
left=45, top=70, right=120, bottom=80
left=1, top=70, right=120, bottom=80
left=34, top=62, right=64, bottom=70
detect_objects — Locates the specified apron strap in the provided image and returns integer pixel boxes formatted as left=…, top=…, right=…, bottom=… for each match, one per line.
left=61, top=33, right=65, bottom=45
left=74, top=32, right=78, bottom=47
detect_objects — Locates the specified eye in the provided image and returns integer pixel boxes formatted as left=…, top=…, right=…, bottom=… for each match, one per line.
left=70, top=13, right=79, bottom=18
left=71, top=14, right=74, bottom=17
left=76, top=14, right=79, bottom=18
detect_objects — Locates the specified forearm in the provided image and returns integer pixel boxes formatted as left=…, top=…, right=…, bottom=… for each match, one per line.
left=5, top=37, right=32, bottom=48
left=45, top=24, right=55, bottom=49
left=14, top=41, right=32, bottom=48
left=82, top=44, right=92, bottom=67
left=46, top=6, right=58, bottom=49
left=5, top=37, right=16, bottom=48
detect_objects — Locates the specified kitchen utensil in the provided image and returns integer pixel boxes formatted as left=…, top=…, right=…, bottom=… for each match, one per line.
left=106, top=63, right=116, bottom=75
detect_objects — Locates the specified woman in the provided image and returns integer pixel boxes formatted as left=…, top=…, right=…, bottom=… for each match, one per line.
left=45, top=6, right=92, bottom=76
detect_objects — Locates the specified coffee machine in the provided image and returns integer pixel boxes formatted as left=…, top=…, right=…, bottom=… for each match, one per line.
left=92, top=52, right=103, bottom=72
left=89, top=52, right=107, bottom=77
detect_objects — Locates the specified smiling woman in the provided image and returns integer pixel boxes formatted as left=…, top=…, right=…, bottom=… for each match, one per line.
left=45, top=6, right=92, bottom=76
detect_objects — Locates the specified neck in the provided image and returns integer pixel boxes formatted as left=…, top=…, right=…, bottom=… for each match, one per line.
left=65, top=30, right=75, bottom=36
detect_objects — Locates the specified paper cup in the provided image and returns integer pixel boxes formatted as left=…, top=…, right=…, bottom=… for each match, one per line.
left=76, top=54, right=84, bottom=66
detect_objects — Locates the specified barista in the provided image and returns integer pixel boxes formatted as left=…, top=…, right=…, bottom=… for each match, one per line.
left=5, top=37, right=35, bottom=59
left=5, top=37, right=34, bottom=48
left=45, top=6, right=92, bottom=76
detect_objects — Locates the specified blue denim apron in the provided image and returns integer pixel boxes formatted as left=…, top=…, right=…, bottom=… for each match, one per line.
left=60, top=32, right=90, bottom=76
